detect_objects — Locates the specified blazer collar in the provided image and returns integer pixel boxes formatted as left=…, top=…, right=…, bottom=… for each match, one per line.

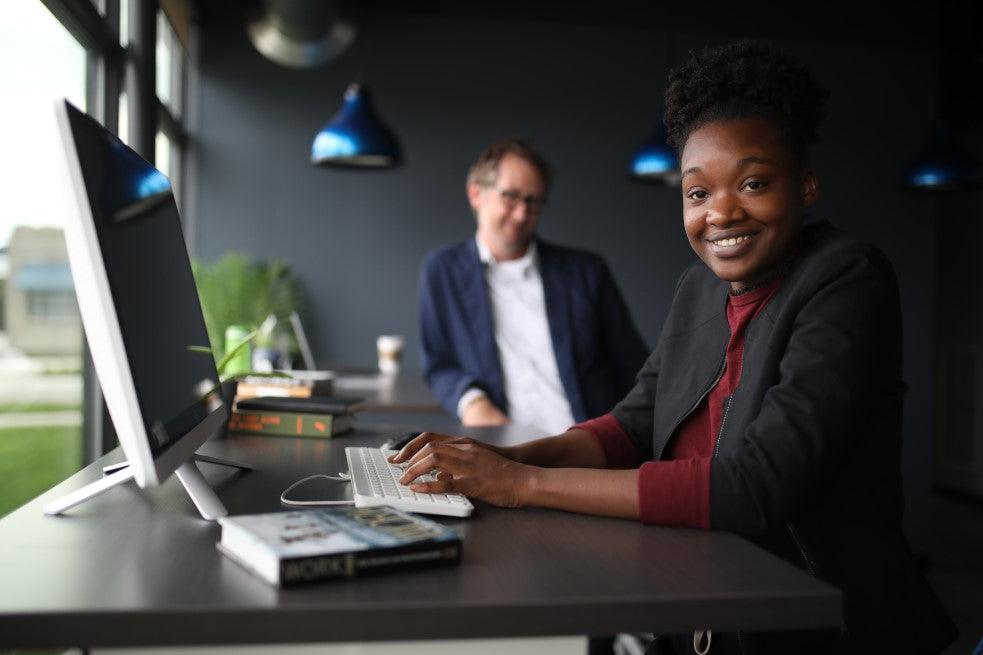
left=474, top=234, right=539, bottom=276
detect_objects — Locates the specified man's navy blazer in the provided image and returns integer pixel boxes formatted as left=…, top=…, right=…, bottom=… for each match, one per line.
left=418, top=238, right=649, bottom=423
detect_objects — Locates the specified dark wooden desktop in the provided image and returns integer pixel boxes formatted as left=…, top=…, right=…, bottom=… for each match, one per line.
left=332, top=371, right=446, bottom=414
left=0, top=419, right=841, bottom=650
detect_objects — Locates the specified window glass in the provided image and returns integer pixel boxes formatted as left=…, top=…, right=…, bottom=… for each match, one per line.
left=156, top=11, right=171, bottom=108
left=119, top=89, right=129, bottom=145
left=119, top=0, right=128, bottom=47
left=171, top=33, right=184, bottom=118
left=156, top=10, right=182, bottom=119
left=0, top=0, right=87, bottom=518
left=155, top=130, right=172, bottom=179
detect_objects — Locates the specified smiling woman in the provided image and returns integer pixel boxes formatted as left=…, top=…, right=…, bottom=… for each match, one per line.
left=680, top=117, right=817, bottom=292
left=392, top=40, right=958, bottom=654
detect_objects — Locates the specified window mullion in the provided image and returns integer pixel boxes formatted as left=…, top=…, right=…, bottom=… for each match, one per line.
left=40, top=0, right=122, bottom=58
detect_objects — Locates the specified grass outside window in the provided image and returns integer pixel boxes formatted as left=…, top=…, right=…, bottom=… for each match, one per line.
left=0, top=425, right=82, bottom=518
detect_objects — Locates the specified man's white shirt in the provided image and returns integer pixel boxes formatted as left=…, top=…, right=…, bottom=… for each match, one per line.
left=456, top=236, right=576, bottom=435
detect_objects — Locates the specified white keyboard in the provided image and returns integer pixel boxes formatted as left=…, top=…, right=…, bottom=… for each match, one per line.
left=344, top=447, right=474, bottom=518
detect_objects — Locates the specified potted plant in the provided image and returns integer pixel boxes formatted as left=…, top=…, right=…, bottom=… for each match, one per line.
left=191, top=253, right=306, bottom=400
left=192, top=253, right=305, bottom=361
left=187, top=327, right=271, bottom=408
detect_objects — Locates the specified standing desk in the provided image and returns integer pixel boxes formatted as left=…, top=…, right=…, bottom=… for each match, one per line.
left=0, top=420, right=841, bottom=651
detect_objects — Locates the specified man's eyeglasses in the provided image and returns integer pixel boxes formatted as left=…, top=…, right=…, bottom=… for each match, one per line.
left=493, top=188, right=548, bottom=212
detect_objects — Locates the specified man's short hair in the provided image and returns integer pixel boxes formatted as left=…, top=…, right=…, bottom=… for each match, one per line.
left=466, top=138, right=553, bottom=194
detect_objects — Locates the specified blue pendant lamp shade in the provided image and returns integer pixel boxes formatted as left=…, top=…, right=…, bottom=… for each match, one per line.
left=903, top=126, right=980, bottom=192
left=629, top=119, right=680, bottom=185
left=311, top=83, right=401, bottom=168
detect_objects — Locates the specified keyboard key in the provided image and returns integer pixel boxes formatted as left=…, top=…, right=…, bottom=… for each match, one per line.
left=344, top=446, right=473, bottom=517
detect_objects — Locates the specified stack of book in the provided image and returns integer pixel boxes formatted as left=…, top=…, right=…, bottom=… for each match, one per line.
left=234, top=374, right=334, bottom=400
left=228, top=395, right=363, bottom=438
left=217, top=506, right=462, bottom=586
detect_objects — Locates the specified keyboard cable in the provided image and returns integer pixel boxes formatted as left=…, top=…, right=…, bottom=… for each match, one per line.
left=280, top=472, right=356, bottom=507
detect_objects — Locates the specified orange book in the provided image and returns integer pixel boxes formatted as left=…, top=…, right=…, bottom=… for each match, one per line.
left=228, top=410, right=354, bottom=438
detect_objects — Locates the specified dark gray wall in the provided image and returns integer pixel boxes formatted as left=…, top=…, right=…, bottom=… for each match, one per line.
left=193, top=7, right=938, bottom=546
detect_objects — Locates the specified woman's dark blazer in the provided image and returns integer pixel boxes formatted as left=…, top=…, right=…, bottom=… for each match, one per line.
left=612, top=221, right=956, bottom=653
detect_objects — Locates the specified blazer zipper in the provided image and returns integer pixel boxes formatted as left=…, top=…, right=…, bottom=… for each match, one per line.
left=713, top=333, right=747, bottom=459
left=664, top=353, right=727, bottom=455
left=716, top=335, right=747, bottom=654
left=712, top=396, right=733, bottom=459
left=787, top=523, right=849, bottom=638
left=786, top=523, right=819, bottom=577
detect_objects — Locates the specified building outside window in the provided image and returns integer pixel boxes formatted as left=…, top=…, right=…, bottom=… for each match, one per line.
left=0, top=0, right=88, bottom=517
left=27, top=290, right=78, bottom=321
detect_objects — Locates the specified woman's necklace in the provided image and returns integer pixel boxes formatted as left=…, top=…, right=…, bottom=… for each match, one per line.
left=729, top=253, right=796, bottom=296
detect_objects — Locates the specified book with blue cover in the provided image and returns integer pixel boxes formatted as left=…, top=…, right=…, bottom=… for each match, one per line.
left=217, top=506, right=462, bottom=586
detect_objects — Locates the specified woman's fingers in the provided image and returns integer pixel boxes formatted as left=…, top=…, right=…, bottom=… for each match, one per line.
left=389, top=434, right=487, bottom=463
left=389, top=431, right=448, bottom=462
left=409, top=472, right=457, bottom=495
left=398, top=452, right=439, bottom=484
left=398, top=443, right=472, bottom=485
left=394, top=443, right=530, bottom=508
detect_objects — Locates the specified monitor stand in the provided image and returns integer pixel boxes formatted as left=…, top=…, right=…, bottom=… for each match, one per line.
left=42, top=454, right=251, bottom=521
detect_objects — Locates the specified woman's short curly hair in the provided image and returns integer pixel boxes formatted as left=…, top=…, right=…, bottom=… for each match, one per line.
left=664, top=41, right=829, bottom=167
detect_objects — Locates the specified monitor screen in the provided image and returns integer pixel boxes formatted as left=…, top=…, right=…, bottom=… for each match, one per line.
left=65, top=103, right=219, bottom=457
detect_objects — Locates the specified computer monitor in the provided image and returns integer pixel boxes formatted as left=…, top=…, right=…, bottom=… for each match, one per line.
left=45, top=99, right=245, bottom=520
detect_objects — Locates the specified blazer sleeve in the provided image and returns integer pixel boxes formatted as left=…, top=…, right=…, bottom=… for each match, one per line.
left=609, top=346, right=660, bottom=461
left=596, top=261, right=650, bottom=396
left=709, top=245, right=903, bottom=535
left=418, top=253, right=482, bottom=416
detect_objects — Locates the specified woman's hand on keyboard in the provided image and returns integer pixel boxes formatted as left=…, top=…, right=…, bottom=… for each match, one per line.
left=389, top=432, right=513, bottom=464
left=390, top=433, right=533, bottom=508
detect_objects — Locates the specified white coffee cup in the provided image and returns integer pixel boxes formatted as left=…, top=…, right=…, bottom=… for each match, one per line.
left=377, top=335, right=405, bottom=375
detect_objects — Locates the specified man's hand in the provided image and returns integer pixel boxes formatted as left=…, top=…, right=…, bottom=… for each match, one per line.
left=461, top=396, right=509, bottom=426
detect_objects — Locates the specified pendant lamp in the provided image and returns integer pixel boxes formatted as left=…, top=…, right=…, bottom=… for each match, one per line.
left=629, top=119, right=680, bottom=185
left=311, top=84, right=401, bottom=168
left=903, top=126, right=980, bottom=192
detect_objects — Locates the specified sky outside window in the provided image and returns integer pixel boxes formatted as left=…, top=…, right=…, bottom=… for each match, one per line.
left=0, top=0, right=87, bottom=249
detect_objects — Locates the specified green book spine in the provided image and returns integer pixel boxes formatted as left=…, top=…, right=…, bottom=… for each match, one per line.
left=229, top=410, right=353, bottom=438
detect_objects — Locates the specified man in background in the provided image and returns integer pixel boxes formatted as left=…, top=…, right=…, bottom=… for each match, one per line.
left=418, top=138, right=648, bottom=434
